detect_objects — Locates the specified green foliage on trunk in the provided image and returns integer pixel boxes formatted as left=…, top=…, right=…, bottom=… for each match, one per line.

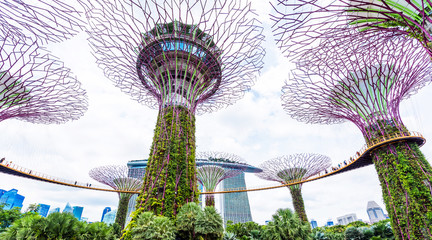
left=371, top=141, right=432, bottom=239
left=116, top=194, right=131, bottom=230
left=133, top=105, right=198, bottom=220
left=289, top=186, right=309, bottom=223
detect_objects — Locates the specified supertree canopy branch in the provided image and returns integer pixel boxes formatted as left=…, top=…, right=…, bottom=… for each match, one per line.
left=89, top=165, right=143, bottom=230
left=197, top=166, right=241, bottom=207
left=0, top=35, right=87, bottom=124
left=80, top=0, right=264, bottom=221
left=256, top=154, right=331, bottom=222
left=0, top=0, right=85, bottom=44
left=271, top=0, right=432, bottom=58
left=282, top=31, right=432, bottom=239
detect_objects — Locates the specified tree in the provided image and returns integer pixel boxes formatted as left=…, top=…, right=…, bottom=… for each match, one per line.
left=0, top=205, right=23, bottom=232
left=79, top=222, right=116, bottom=240
left=0, top=214, right=42, bottom=239
left=130, top=211, right=176, bottom=240
left=39, top=212, right=81, bottom=239
left=25, top=204, right=40, bottom=213
left=225, top=221, right=263, bottom=240
left=262, top=208, right=312, bottom=240
left=195, top=207, right=224, bottom=240
left=175, top=202, right=201, bottom=240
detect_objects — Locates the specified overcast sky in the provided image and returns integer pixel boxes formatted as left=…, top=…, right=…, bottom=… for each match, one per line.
left=1, top=0, right=432, bottom=227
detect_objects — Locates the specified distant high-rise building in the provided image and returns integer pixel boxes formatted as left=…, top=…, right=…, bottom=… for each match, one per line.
left=220, top=173, right=253, bottom=225
left=81, top=217, right=88, bottom=222
left=62, top=203, right=73, bottom=214
left=101, top=207, right=111, bottom=222
left=48, top=207, right=60, bottom=215
left=0, top=189, right=24, bottom=210
left=337, top=213, right=358, bottom=225
left=367, top=201, right=387, bottom=223
left=38, top=204, right=50, bottom=217
left=102, top=209, right=117, bottom=225
left=310, top=219, right=318, bottom=229
left=126, top=158, right=261, bottom=226
left=73, top=206, right=84, bottom=221
left=325, top=219, right=334, bottom=226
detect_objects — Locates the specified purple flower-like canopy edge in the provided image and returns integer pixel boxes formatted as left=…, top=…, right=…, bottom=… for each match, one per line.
left=0, top=0, right=85, bottom=44
left=79, top=0, right=265, bottom=114
left=0, top=34, right=88, bottom=124
left=256, top=153, right=332, bottom=184
left=270, top=0, right=432, bottom=59
left=281, top=30, right=431, bottom=134
left=196, top=165, right=242, bottom=191
left=89, top=165, right=143, bottom=192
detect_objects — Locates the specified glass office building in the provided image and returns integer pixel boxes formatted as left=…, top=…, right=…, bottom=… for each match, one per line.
left=73, top=206, right=84, bottom=221
left=0, top=189, right=24, bottom=210
left=38, top=204, right=50, bottom=217
left=126, top=159, right=261, bottom=225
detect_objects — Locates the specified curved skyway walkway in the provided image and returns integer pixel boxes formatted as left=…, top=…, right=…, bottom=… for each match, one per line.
left=0, top=131, right=425, bottom=195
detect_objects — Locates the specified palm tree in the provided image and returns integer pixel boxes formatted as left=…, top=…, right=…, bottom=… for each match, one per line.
left=130, top=211, right=176, bottom=240
left=262, top=208, right=312, bottom=240
left=195, top=207, right=224, bottom=240
left=175, top=202, right=201, bottom=240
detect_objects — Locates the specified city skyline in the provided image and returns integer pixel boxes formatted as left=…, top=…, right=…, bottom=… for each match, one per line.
left=0, top=0, right=431, bottom=227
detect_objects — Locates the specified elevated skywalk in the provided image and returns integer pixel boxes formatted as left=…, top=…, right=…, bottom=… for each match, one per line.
left=0, top=131, right=425, bottom=194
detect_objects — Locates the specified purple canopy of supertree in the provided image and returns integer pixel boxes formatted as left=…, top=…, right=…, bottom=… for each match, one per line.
left=0, top=35, right=88, bottom=124
left=89, top=165, right=143, bottom=193
left=282, top=31, right=432, bottom=238
left=270, top=0, right=432, bottom=59
left=256, top=153, right=331, bottom=186
left=0, top=0, right=84, bottom=44
left=282, top=31, right=431, bottom=146
left=196, top=165, right=241, bottom=206
left=89, top=165, right=143, bottom=229
left=78, top=0, right=264, bottom=220
left=79, top=0, right=265, bottom=114
left=256, top=153, right=331, bottom=222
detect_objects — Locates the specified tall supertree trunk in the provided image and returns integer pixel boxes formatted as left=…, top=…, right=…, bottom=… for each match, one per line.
left=371, top=142, right=432, bottom=239
left=135, top=105, right=198, bottom=218
left=289, top=186, right=308, bottom=223
left=116, top=194, right=132, bottom=230
left=205, top=194, right=215, bottom=207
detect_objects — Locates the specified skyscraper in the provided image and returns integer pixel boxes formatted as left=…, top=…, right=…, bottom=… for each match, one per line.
left=62, top=202, right=73, bottom=214
left=126, top=158, right=261, bottom=225
left=101, top=207, right=111, bottom=222
left=48, top=207, right=60, bottom=215
left=337, top=213, right=358, bottom=225
left=220, top=173, right=253, bottom=224
left=102, top=209, right=117, bottom=225
left=367, top=201, right=387, bottom=223
left=0, top=189, right=24, bottom=210
left=72, top=206, right=84, bottom=221
left=310, top=219, right=318, bottom=229
left=37, top=204, right=50, bottom=217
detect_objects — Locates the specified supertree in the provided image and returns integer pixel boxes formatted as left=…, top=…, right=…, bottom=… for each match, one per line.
left=89, top=165, right=143, bottom=230
left=270, top=0, right=432, bottom=59
left=256, top=154, right=331, bottom=223
left=0, top=0, right=84, bottom=44
left=282, top=30, right=432, bottom=239
left=79, top=0, right=264, bottom=219
left=0, top=35, right=87, bottom=123
left=196, top=166, right=241, bottom=207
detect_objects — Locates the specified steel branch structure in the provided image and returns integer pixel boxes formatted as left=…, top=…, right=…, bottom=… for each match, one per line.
left=271, top=0, right=432, bottom=58
left=80, top=0, right=264, bottom=220
left=256, top=154, right=331, bottom=222
left=0, top=0, right=84, bottom=44
left=0, top=36, right=87, bottom=124
left=196, top=165, right=241, bottom=207
left=89, top=165, right=143, bottom=229
left=282, top=32, right=432, bottom=239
